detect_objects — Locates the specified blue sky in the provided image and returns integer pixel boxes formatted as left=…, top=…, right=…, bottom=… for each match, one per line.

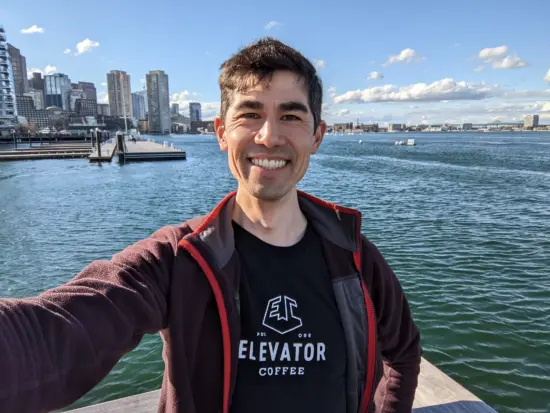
left=2, top=0, right=550, bottom=125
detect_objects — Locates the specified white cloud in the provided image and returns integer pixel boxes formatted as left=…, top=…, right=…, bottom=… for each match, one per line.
left=97, top=92, right=108, bottom=104
left=20, top=25, right=44, bottom=34
left=545, top=69, right=550, bottom=82
left=478, top=45, right=508, bottom=62
left=333, top=78, right=495, bottom=104
left=264, top=21, right=281, bottom=30
left=314, top=60, right=326, bottom=70
left=367, top=71, right=384, bottom=80
left=140, top=78, right=145, bottom=83
left=27, top=65, right=57, bottom=78
left=337, top=109, right=351, bottom=117
left=327, top=86, right=337, bottom=98
left=492, top=55, right=527, bottom=69
left=63, top=49, right=71, bottom=54
left=383, top=48, right=424, bottom=67
left=477, top=45, right=527, bottom=70
left=474, top=65, right=485, bottom=72
left=75, top=39, right=100, bottom=55
left=44, top=65, right=57, bottom=75
left=100, top=82, right=107, bottom=87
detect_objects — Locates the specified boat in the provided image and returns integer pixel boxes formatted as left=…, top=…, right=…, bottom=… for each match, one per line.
left=394, top=138, right=416, bottom=146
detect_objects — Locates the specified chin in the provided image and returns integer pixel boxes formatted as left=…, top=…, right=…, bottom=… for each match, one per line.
left=247, top=183, right=292, bottom=202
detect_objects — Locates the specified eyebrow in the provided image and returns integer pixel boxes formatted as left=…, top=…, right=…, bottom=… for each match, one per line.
left=233, top=100, right=309, bottom=113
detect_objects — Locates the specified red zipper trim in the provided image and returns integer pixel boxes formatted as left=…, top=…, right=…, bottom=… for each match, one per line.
left=179, top=239, right=231, bottom=413
left=359, top=277, right=377, bottom=413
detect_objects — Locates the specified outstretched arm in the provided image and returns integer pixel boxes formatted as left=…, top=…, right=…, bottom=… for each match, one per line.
left=0, top=225, right=186, bottom=413
left=362, top=238, right=422, bottom=413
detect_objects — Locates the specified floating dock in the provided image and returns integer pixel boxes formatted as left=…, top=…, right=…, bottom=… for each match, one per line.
left=117, top=138, right=186, bottom=162
left=88, top=140, right=117, bottom=162
left=0, top=142, right=93, bottom=161
left=66, top=357, right=496, bottom=412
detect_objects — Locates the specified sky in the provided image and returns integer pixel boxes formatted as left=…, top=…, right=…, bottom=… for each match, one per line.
left=2, top=0, right=550, bottom=125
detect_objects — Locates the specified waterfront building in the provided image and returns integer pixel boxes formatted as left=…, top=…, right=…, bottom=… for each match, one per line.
left=107, top=70, right=132, bottom=118
left=97, top=103, right=110, bottom=116
left=131, top=92, right=146, bottom=120
left=189, top=102, right=202, bottom=122
left=28, top=72, right=44, bottom=99
left=44, top=73, right=72, bottom=110
left=146, top=70, right=171, bottom=134
left=462, top=123, right=473, bottom=130
left=24, top=88, right=44, bottom=110
left=171, top=103, right=179, bottom=115
left=78, top=81, right=97, bottom=102
left=524, top=114, right=539, bottom=129
left=0, top=25, right=17, bottom=131
left=7, top=43, right=27, bottom=96
left=70, top=89, right=85, bottom=111
left=75, top=99, right=98, bottom=116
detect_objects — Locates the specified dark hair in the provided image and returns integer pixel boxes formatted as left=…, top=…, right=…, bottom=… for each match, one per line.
left=219, top=37, right=323, bottom=131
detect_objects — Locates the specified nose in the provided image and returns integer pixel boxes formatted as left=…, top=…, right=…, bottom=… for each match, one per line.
left=255, top=117, right=284, bottom=148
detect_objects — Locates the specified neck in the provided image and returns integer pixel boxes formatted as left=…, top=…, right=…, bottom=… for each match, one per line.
left=233, top=187, right=307, bottom=247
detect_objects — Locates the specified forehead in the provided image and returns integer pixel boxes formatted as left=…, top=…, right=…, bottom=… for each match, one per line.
left=230, top=71, right=309, bottom=108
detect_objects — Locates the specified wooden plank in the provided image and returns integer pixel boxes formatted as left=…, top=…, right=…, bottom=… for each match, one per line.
left=65, top=358, right=497, bottom=413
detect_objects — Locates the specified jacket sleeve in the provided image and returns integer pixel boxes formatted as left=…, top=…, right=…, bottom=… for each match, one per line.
left=362, top=237, right=422, bottom=413
left=0, top=225, right=186, bottom=413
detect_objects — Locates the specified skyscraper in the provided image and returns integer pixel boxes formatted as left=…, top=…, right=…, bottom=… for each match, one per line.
left=107, top=70, right=132, bottom=118
left=78, top=81, right=97, bottom=102
left=44, top=73, right=72, bottom=110
left=7, top=43, right=27, bottom=96
left=171, top=103, right=179, bottom=115
left=146, top=70, right=171, bottom=134
left=524, top=114, right=539, bottom=129
left=189, top=102, right=202, bottom=122
left=0, top=25, right=17, bottom=128
left=131, top=92, right=146, bottom=120
left=28, top=72, right=44, bottom=96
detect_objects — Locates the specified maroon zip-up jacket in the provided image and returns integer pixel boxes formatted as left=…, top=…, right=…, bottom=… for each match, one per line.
left=0, top=190, right=422, bottom=413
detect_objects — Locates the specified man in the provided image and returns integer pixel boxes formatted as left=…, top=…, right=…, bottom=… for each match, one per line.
left=0, top=38, right=421, bottom=413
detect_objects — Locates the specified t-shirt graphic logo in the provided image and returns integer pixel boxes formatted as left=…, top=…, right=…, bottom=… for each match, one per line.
left=262, top=295, right=303, bottom=335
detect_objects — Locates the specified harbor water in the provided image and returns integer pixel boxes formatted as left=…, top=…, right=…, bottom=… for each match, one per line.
left=1, top=132, right=549, bottom=413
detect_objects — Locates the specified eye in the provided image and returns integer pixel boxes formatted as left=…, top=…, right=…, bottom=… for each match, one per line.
left=282, top=114, right=301, bottom=121
left=241, top=113, right=260, bottom=119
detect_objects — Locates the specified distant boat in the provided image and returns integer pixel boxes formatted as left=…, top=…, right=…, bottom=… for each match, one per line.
left=394, top=138, right=416, bottom=146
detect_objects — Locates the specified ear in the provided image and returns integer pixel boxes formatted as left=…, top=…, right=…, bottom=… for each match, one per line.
left=215, top=116, right=228, bottom=152
left=311, top=120, right=326, bottom=154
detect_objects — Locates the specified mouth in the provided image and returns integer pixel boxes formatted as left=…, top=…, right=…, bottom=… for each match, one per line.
left=248, top=158, right=290, bottom=170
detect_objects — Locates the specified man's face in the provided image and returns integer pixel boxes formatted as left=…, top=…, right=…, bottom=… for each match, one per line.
left=215, top=71, right=325, bottom=202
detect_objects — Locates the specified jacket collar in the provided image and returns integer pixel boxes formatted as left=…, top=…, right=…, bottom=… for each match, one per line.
left=187, top=190, right=362, bottom=269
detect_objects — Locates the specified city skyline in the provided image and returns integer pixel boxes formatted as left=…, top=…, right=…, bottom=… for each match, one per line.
left=2, top=0, right=550, bottom=125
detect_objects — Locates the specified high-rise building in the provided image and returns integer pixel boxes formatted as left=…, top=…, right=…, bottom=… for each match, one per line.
left=24, top=89, right=44, bottom=110
left=75, top=99, right=98, bottom=116
left=28, top=72, right=44, bottom=97
left=97, top=103, right=110, bottom=116
left=171, top=103, right=179, bottom=115
left=131, top=92, right=146, bottom=120
left=107, top=70, right=132, bottom=118
left=44, top=73, right=72, bottom=110
left=7, top=43, right=27, bottom=96
left=78, top=81, right=97, bottom=101
left=146, top=70, right=171, bottom=134
left=524, top=114, right=539, bottom=129
left=0, top=25, right=17, bottom=129
left=189, top=102, right=201, bottom=122
left=70, top=89, right=85, bottom=111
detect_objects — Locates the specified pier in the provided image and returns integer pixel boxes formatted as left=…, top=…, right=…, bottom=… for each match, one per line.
left=66, top=357, right=496, bottom=412
left=0, top=142, right=94, bottom=161
left=116, top=137, right=186, bottom=163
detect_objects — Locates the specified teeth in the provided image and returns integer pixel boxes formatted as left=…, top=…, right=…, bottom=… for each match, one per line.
left=251, top=158, right=288, bottom=170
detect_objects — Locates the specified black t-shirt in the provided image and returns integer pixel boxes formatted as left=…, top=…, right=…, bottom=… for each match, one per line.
left=229, top=220, right=347, bottom=413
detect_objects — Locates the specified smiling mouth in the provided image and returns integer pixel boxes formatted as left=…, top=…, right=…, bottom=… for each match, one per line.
left=249, top=158, right=289, bottom=170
